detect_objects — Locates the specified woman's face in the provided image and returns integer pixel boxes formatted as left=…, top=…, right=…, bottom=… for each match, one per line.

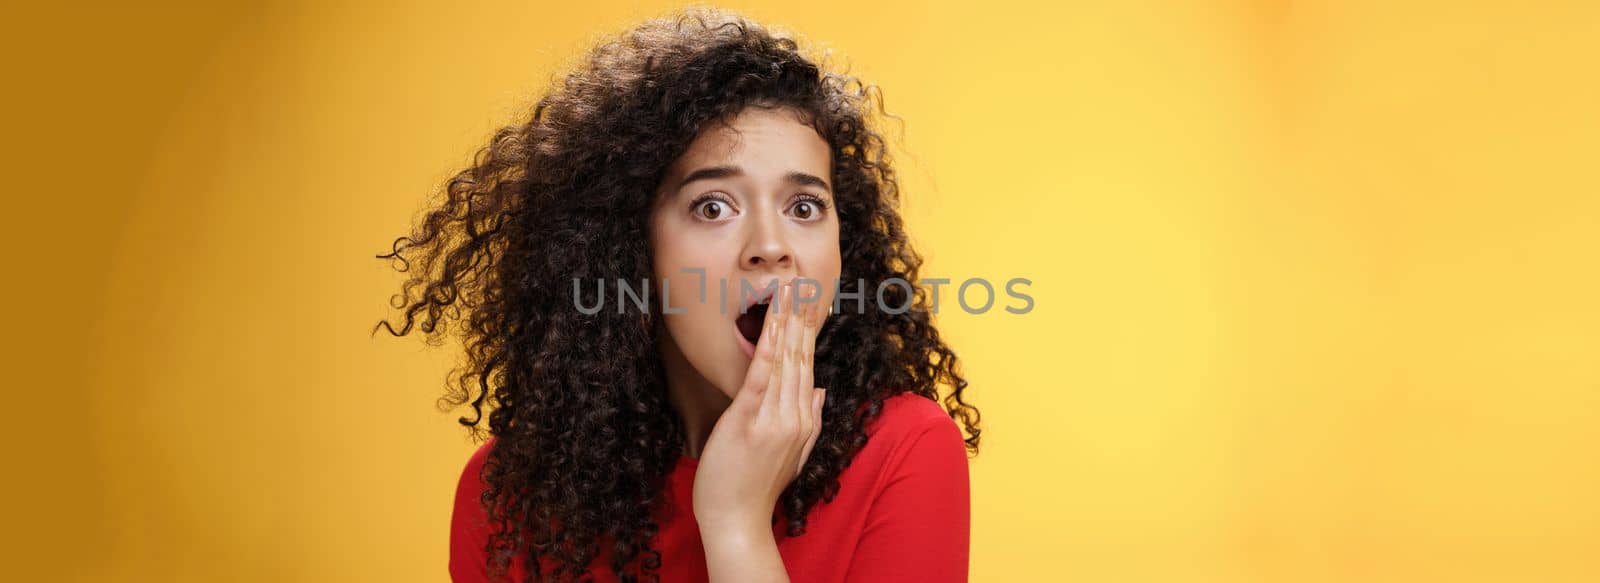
left=648, top=105, right=842, bottom=398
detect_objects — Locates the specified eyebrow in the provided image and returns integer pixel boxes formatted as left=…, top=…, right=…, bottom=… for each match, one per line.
left=676, top=165, right=831, bottom=193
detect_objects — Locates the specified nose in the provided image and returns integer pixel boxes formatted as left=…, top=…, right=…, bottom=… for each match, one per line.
left=740, top=211, right=793, bottom=272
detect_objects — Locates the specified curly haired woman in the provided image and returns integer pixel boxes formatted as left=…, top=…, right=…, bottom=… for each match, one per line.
left=375, top=7, right=981, bottom=582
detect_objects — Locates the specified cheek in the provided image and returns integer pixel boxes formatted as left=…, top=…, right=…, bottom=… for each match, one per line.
left=801, top=232, right=843, bottom=274
left=650, top=229, right=698, bottom=292
left=651, top=221, right=724, bottom=273
left=652, top=248, right=729, bottom=344
left=792, top=239, right=843, bottom=309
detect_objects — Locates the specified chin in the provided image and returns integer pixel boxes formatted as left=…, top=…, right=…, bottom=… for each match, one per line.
left=713, top=359, right=745, bottom=399
left=682, top=343, right=744, bottom=400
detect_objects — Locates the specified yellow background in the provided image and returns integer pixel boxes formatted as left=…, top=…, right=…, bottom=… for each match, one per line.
left=2, top=1, right=1595, bottom=581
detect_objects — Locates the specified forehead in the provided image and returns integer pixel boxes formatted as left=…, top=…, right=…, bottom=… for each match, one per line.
left=665, top=107, right=831, bottom=183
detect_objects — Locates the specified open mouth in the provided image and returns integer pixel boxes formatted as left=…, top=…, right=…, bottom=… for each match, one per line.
left=735, top=299, right=770, bottom=346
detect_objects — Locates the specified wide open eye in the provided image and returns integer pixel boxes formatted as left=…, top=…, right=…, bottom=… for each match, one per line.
left=698, top=200, right=727, bottom=220
left=789, top=194, right=831, bottom=221
left=690, top=193, right=738, bottom=221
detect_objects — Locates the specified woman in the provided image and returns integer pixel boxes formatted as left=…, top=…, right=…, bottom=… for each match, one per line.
left=376, top=7, right=982, bottom=582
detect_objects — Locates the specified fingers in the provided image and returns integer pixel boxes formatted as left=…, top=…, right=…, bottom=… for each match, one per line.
left=802, top=285, right=820, bottom=384
left=778, top=283, right=805, bottom=424
left=759, top=280, right=791, bottom=416
left=796, top=387, right=825, bottom=475
left=783, top=279, right=824, bottom=424
left=753, top=280, right=827, bottom=479
left=738, top=279, right=788, bottom=414
left=794, top=288, right=817, bottom=427
left=793, top=287, right=824, bottom=474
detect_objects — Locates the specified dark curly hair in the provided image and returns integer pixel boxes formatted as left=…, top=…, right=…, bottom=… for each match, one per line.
left=374, top=6, right=981, bottom=582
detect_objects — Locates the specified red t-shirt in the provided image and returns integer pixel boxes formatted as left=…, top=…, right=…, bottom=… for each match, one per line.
left=449, top=391, right=971, bottom=582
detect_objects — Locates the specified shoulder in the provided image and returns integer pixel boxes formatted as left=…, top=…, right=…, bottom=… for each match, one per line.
left=452, top=437, right=497, bottom=522
left=859, top=392, right=968, bottom=479
left=450, top=438, right=501, bottom=579
left=839, top=394, right=972, bottom=580
left=450, top=438, right=507, bottom=545
left=867, top=391, right=963, bottom=444
left=456, top=437, right=495, bottom=497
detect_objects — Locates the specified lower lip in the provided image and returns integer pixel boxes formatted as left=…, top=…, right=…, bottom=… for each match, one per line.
left=735, top=322, right=756, bottom=359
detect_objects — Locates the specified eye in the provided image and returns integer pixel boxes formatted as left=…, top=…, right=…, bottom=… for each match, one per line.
left=690, top=193, right=737, bottom=221
left=789, top=194, right=831, bottom=221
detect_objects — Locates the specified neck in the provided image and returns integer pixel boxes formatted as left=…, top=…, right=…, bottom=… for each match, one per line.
left=659, top=333, right=731, bottom=459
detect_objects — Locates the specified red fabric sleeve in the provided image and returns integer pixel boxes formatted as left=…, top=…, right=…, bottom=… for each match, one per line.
left=449, top=439, right=498, bottom=582
left=843, top=414, right=972, bottom=582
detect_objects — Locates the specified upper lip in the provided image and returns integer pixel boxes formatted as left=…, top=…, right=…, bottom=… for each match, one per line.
left=740, top=277, right=790, bottom=312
